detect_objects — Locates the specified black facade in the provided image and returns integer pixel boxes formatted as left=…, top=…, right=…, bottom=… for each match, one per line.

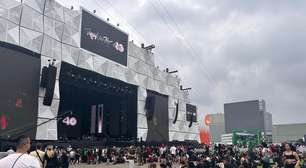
left=0, top=42, right=40, bottom=139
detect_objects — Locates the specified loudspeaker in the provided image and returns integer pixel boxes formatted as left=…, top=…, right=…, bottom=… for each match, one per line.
left=145, top=96, right=155, bottom=120
left=43, top=65, right=57, bottom=106
left=173, top=101, right=179, bottom=124
left=188, top=119, right=193, bottom=127
left=186, top=104, right=197, bottom=127
left=40, top=66, right=48, bottom=88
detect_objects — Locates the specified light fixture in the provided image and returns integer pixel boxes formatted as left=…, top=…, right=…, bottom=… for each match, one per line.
left=180, top=85, right=192, bottom=91
left=143, top=44, right=155, bottom=50
left=165, top=68, right=178, bottom=74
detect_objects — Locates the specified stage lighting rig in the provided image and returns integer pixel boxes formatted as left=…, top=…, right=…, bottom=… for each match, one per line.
left=47, top=59, right=56, bottom=66
left=165, top=68, right=178, bottom=74
left=143, top=44, right=155, bottom=51
left=180, top=85, right=192, bottom=91
left=169, top=70, right=178, bottom=74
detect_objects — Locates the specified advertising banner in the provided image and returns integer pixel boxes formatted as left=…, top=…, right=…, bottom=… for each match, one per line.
left=81, top=9, right=128, bottom=66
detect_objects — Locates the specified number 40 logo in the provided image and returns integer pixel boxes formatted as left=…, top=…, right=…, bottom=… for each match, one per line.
left=62, top=116, right=77, bottom=126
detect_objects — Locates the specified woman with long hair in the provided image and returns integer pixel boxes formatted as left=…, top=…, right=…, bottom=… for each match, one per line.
left=282, top=143, right=300, bottom=168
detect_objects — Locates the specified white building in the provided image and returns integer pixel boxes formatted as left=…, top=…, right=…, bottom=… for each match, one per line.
left=0, top=0, right=199, bottom=142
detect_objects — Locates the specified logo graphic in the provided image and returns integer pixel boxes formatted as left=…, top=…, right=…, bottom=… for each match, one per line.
left=62, top=116, right=77, bottom=126
left=85, top=28, right=125, bottom=53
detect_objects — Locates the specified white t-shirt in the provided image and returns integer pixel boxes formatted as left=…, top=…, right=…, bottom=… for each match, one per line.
left=160, top=147, right=166, bottom=155
left=30, top=150, right=45, bottom=168
left=7, top=149, right=15, bottom=155
left=0, top=153, right=40, bottom=168
left=69, top=150, right=76, bottom=158
left=170, top=146, right=177, bottom=155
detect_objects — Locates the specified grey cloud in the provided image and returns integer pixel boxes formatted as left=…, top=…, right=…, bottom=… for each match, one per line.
left=60, top=0, right=306, bottom=124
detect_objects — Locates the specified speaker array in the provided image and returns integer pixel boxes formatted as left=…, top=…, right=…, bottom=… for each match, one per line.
left=40, top=65, right=57, bottom=106
left=145, top=96, right=155, bottom=121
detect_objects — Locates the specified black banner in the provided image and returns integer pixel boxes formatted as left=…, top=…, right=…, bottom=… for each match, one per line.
left=81, top=10, right=128, bottom=66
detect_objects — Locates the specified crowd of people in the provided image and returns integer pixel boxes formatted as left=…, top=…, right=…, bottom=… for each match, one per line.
left=1, top=135, right=306, bottom=168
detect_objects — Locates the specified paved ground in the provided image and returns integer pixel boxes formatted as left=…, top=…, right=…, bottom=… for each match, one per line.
left=71, top=163, right=150, bottom=168
left=71, top=163, right=180, bottom=168
left=71, top=163, right=140, bottom=168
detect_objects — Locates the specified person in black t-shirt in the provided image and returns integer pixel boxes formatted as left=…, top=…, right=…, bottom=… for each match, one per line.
left=60, top=150, right=69, bottom=168
left=44, top=145, right=60, bottom=168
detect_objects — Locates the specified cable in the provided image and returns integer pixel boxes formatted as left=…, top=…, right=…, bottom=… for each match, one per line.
left=0, top=111, right=71, bottom=139
left=157, top=0, right=220, bottom=86
left=103, top=0, right=147, bottom=41
left=146, top=0, right=215, bottom=98
left=147, top=0, right=226, bottom=114
left=80, top=0, right=219, bottom=114
left=90, top=0, right=148, bottom=45
left=76, top=0, right=218, bottom=99
left=94, top=0, right=208, bottom=113
left=93, top=0, right=203, bottom=123
left=148, top=0, right=219, bottom=89
left=83, top=0, right=169, bottom=69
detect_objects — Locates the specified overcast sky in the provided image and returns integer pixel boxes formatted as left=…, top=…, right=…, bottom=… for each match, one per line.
left=58, top=0, right=306, bottom=125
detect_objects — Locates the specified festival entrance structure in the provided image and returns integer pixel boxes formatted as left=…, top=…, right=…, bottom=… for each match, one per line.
left=0, top=0, right=199, bottom=142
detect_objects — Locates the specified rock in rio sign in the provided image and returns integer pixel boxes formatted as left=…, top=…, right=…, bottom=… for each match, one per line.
left=81, top=9, right=128, bottom=66
left=85, top=28, right=125, bottom=53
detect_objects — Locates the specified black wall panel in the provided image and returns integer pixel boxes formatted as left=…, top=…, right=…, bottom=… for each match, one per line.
left=0, top=42, right=40, bottom=139
left=146, top=90, right=169, bottom=142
